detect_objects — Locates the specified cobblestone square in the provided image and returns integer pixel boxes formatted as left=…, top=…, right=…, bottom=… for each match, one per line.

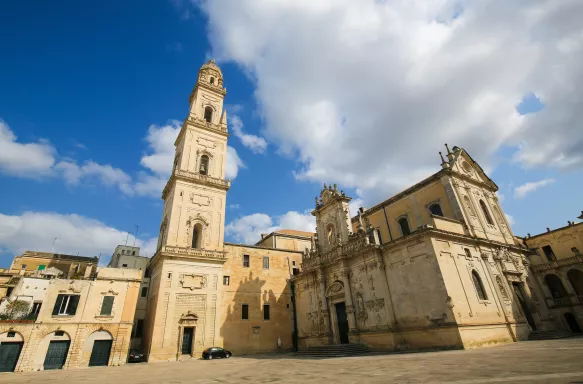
left=2, top=338, right=583, bottom=384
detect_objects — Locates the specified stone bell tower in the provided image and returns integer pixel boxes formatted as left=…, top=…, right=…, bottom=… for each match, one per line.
left=144, top=60, right=230, bottom=362
left=313, top=184, right=353, bottom=253
left=156, top=59, right=230, bottom=252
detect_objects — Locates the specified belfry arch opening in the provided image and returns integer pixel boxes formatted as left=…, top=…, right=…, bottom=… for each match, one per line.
left=204, top=106, right=213, bottom=123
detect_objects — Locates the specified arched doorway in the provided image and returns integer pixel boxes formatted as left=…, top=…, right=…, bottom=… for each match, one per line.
left=567, top=269, right=583, bottom=296
left=84, top=330, right=113, bottom=367
left=544, top=274, right=568, bottom=298
left=37, top=331, right=71, bottom=370
left=564, top=313, right=582, bottom=333
left=0, top=331, right=24, bottom=372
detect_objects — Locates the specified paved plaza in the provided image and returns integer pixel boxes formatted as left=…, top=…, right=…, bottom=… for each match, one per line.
left=2, top=338, right=583, bottom=384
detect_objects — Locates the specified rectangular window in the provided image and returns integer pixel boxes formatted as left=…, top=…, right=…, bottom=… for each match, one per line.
left=52, top=294, right=80, bottom=316
left=168, top=272, right=172, bottom=279
left=122, top=264, right=128, bottom=267
left=133, top=319, right=144, bottom=338
left=7, top=331, right=15, bottom=338
left=263, top=256, right=270, bottom=269
left=141, top=287, right=148, bottom=297
left=242, top=304, right=249, bottom=320
left=132, top=251, right=136, bottom=256
left=144, top=268, right=151, bottom=278
left=100, top=296, right=114, bottom=316
left=243, top=254, right=250, bottom=268
left=223, top=276, right=230, bottom=286
left=542, top=245, right=557, bottom=262
left=263, top=304, right=270, bottom=320
left=21, top=264, right=26, bottom=269
left=38, top=264, right=46, bottom=271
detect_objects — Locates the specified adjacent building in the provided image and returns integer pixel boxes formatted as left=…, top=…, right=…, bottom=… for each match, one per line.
left=8, top=251, right=98, bottom=279
left=0, top=267, right=141, bottom=372
left=523, top=221, right=583, bottom=333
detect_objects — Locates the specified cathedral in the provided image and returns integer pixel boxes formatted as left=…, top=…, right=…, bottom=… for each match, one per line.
left=142, top=59, right=549, bottom=361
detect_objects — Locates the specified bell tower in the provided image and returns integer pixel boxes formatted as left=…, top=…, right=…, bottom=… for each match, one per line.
left=157, top=59, right=230, bottom=253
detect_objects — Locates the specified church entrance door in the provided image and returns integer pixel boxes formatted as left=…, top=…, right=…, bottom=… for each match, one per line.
left=335, top=302, right=349, bottom=344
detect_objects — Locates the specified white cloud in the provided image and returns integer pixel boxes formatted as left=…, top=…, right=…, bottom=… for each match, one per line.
left=225, top=210, right=315, bottom=245
left=230, top=115, right=268, bottom=154
left=196, top=0, right=583, bottom=205
left=0, top=211, right=157, bottom=265
left=505, top=213, right=515, bottom=226
left=513, top=178, right=555, bottom=199
left=0, top=119, right=56, bottom=177
left=225, top=145, right=244, bottom=179
left=56, top=160, right=133, bottom=195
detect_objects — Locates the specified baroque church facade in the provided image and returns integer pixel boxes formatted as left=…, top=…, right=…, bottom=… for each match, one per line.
left=143, top=60, right=549, bottom=361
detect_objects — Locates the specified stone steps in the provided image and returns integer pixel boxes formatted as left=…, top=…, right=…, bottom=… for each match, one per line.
left=528, top=330, right=578, bottom=340
left=296, top=343, right=372, bottom=358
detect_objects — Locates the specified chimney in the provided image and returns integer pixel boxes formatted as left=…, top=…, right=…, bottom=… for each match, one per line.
left=546, top=227, right=551, bottom=232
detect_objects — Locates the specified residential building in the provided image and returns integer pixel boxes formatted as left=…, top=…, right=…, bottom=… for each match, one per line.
left=8, top=251, right=98, bottom=279
left=0, top=267, right=141, bottom=372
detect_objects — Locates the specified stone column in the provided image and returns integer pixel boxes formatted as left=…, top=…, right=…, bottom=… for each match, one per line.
left=377, top=256, right=398, bottom=328
left=318, top=269, right=332, bottom=341
left=342, top=267, right=358, bottom=333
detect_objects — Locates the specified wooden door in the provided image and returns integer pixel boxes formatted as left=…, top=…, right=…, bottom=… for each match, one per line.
left=43, top=341, right=70, bottom=370
left=0, top=342, right=23, bottom=372
left=335, top=302, right=350, bottom=344
left=89, top=340, right=112, bottom=367
left=181, top=327, right=194, bottom=355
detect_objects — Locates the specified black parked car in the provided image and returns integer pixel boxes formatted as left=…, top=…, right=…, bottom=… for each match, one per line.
left=128, top=349, right=145, bottom=363
left=202, top=347, right=232, bottom=360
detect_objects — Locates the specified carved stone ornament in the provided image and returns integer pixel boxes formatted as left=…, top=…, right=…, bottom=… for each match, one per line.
left=180, top=311, right=199, bottom=324
left=345, top=305, right=355, bottom=314
left=180, top=274, right=207, bottom=290
left=326, top=281, right=344, bottom=297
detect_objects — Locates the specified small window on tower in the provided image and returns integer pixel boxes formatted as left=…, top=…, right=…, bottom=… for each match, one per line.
left=199, top=155, right=209, bottom=175
left=210, top=77, right=215, bottom=85
left=204, top=106, right=213, bottom=123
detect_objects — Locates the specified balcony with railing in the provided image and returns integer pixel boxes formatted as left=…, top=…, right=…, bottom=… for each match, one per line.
left=531, top=254, right=583, bottom=273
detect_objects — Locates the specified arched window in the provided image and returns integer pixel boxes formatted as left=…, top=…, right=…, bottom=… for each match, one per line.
left=479, top=199, right=494, bottom=225
left=204, top=106, right=213, bottom=123
left=199, top=155, right=209, bottom=175
left=398, top=217, right=411, bottom=236
left=210, top=77, right=215, bottom=85
left=544, top=274, right=568, bottom=298
left=463, top=195, right=476, bottom=216
left=192, top=223, right=203, bottom=249
left=567, top=269, right=583, bottom=296
left=429, top=203, right=443, bottom=216
left=472, top=270, right=488, bottom=300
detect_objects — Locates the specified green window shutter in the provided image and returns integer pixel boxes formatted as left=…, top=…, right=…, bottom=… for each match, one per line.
left=101, top=296, right=114, bottom=316
left=52, top=294, right=64, bottom=315
left=68, top=295, right=80, bottom=315
left=38, top=265, right=46, bottom=270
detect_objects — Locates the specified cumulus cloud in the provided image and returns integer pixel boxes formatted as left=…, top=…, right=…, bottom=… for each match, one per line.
left=225, top=210, right=315, bottom=244
left=230, top=115, right=268, bottom=154
left=0, top=211, right=158, bottom=265
left=0, top=119, right=56, bottom=177
left=56, top=160, right=133, bottom=195
left=225, top=145, right=244, bottom=179
left=195, top=0, right=583, bottom=205
left=514, top=178, right=555, bottom=199
left=505, top=213, right=515, bottom=227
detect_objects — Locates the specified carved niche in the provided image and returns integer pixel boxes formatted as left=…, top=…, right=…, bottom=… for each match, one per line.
left=180, top=274, right=207, bottom=290
left=325, top=280, right=344, bottom=298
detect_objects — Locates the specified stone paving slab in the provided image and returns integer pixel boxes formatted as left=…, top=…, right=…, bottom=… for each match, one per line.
left=2, top=338, right=583, bottom=384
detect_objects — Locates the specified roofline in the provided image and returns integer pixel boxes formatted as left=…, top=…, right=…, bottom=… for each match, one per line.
left=16, top=252, right=99, bottom=262
left=224, top=242, right=305, bottom=254
left=255, top=231, right=313, bottom=246
left=524, top=221, right=583, bottom=241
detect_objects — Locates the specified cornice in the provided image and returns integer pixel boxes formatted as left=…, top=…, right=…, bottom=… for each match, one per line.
left=162, top=169, right=230, bottom=199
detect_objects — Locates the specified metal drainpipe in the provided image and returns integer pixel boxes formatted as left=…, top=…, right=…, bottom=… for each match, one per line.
left=382, top=205, right=394, bottom=242
left=287, top=257, right=299, bottom=352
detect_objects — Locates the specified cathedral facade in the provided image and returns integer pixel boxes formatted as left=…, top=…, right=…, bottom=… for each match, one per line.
left=143, top=60, right=547, bottom=362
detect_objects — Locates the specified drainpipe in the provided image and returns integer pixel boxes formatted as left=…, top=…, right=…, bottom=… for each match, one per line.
left=382, top=205, right=394, bottom=242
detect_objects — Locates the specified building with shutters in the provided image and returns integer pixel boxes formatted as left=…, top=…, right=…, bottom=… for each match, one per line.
left=0, top=267, right=141, bottom=372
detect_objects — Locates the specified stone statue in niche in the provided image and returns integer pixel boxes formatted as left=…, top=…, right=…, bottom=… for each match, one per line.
left=368, top=275, right=375, bottom=291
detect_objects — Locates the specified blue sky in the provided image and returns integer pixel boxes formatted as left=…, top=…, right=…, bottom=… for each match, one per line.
left=1, top=1, right=582, bottom=267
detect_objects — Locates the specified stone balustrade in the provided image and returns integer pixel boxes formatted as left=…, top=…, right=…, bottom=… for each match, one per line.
left=161, top=246, right=227, bottom=261
left=301, top=235, right=373, bottom=270
left=531, top=254, right=583, bottom=273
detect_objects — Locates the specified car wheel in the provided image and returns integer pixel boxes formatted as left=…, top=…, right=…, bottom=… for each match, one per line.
left=208, top=355, right=213, bottom=360
left=226, top=353, right=231, bottom=358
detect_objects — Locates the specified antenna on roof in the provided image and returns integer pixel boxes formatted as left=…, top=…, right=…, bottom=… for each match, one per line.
left=124, top=231, right=130, bottom=246
left=51, top=237, right=59, bottom=253
left=133, top=225, right=139, bottom=247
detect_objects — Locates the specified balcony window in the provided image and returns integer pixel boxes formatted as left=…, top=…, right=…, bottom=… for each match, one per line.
left=542, top=245, right=557, bottom=262
left=429, top=203, right=443, bottom=216
left=52, top=294, right=80, bottom=316
left=243, top=254, right=250, bottom=268
left=199, top=155, right=209, bottom=175
left=398, top=217, right=411, bottom=236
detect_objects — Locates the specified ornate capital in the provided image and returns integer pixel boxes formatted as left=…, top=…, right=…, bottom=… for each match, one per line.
left=345, top=305, right=355, bottom=314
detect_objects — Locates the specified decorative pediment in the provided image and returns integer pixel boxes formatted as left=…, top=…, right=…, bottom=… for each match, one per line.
left=325, top=280, right=344, bottom=297
left=100, top=289, right=119, bottom=296
left=186, top=213, right=210, bottom=227
left=179, top=311, right=199, bottom=323
left=59, top=282, right=82, bottom=294
left=180, top=274, right=207, bottom=290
